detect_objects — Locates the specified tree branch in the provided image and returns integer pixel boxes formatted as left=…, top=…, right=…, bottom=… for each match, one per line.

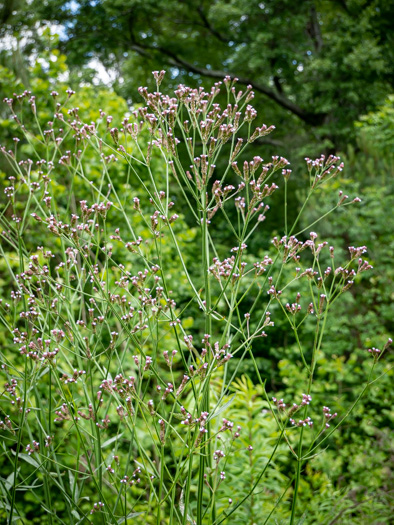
left=273, top=75, right=283, bottom=95
left=307, top=6, right=323, bottom=53
left=130, top=42, right=325, bottom=125
left=196, top=5, right=231, bottom=44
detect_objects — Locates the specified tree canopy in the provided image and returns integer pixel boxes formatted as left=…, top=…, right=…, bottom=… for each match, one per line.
left=1, top=0, right=393, bottom=150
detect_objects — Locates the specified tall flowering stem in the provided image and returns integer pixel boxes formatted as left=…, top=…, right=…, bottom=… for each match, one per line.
left=0, top=73, right=388, bottom=525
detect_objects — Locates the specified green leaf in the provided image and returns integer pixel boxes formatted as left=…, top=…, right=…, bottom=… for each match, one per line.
left=207, top=394, right=236, bottom=422
left=117, top=512, right=144, bottom=523
left=101, top=433, right=123, bottom=449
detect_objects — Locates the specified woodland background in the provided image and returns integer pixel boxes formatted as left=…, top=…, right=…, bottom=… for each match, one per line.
left=0, top=1, right=393, bottom=523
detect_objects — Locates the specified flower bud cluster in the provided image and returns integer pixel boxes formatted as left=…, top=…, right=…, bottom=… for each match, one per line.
left=322, top=406, right=337, bottom=428
left=290, top=417, right=313, bottom=427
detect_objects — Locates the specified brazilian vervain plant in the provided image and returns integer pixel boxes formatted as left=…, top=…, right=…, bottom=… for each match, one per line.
left=0, top=71, right=391, bottom=524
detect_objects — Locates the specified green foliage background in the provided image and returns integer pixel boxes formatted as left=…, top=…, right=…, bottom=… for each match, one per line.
left=0, top=2, right=393, bottom=523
